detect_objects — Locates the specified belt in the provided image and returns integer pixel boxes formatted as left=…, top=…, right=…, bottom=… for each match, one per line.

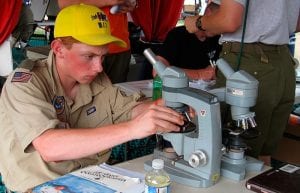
left=222, top=42, right=286, bottom=53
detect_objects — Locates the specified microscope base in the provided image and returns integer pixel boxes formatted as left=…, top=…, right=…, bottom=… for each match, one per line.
left=144, top=149, right=264, bottom=188
left=144, top=149, right=216, bottom=188
left=221, top=155, right=264, bottom=181
left=144, top=160, right=216, bottom=188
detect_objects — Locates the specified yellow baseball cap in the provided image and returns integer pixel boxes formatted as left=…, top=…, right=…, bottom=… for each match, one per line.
left=54, top=4, right=126, bottom=47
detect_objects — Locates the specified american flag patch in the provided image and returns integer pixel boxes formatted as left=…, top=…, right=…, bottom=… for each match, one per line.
left=11, top=72, right=32, bottom=83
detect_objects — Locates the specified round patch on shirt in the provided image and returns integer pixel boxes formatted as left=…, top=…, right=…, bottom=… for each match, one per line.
left=52, top=96, right=65, bottom=115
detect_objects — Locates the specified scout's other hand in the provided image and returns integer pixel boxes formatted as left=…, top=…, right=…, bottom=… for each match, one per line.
left=129, top=104, right=184, bottom=139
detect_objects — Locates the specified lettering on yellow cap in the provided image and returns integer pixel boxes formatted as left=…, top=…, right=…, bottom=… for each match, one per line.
left=91, top=12, right=107, bottom=22
left=98, top=21, right=108, bottom=28
left=91, top=12, right=108, bottom=29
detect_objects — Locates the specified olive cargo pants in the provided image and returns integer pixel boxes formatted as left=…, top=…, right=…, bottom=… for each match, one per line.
left=215, top=42, right=296, bottom=157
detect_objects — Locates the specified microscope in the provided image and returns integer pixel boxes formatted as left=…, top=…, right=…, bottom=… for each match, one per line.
left=143, top=48, right=264, bottom=188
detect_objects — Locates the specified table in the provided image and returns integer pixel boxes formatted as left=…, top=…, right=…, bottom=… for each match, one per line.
left=114, top=79, right=153, bottom=98
left=118, top=154, right=269, bottom=193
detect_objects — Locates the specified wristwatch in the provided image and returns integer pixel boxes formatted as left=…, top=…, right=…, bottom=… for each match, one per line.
left=196, top=16, right=205, bottom=31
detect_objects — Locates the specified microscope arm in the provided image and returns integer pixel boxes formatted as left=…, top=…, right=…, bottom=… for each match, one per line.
left=163, top=86, right=222, bottom=182
left=209, top=88, right=226, bottom=102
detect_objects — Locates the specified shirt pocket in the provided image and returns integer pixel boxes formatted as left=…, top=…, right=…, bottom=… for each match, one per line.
left=76, top=106, right=111, bottom=128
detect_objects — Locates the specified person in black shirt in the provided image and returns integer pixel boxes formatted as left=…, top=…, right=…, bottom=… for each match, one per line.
left=155, top=1, right=221, bottom=80
left=156, top=25, right=221, bottom=80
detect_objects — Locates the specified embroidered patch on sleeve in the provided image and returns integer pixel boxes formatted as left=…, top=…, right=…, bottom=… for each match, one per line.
left=11, top=72, right=32, bottom=83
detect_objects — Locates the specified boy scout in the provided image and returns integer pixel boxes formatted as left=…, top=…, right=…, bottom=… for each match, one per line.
left=0, top=4, right=183, bottom=192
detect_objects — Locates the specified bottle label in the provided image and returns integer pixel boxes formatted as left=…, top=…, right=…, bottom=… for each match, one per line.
left=145, top=184, right=170, bottom=193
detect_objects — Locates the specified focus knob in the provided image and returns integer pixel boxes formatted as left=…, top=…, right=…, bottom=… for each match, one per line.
left=189, top=150, right=207, bottom=168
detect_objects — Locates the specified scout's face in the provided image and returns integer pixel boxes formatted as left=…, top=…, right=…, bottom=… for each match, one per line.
left=53, top=39, right=108, bottom=84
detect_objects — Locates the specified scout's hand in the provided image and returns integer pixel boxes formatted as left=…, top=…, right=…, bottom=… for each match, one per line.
left=129, top=103, right=184, bottom=139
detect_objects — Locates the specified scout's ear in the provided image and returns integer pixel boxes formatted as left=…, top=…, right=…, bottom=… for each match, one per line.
left=51, top=39, right=65, bottom=58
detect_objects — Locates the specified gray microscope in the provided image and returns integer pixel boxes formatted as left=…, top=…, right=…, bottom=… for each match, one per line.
left=143, top=48, right=264, bottom=188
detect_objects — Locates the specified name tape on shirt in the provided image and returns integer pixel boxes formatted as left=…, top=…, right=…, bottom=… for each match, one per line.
left=87, top=106, right=97, bottom=115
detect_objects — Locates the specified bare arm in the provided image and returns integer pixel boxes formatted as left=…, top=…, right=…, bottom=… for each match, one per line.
left=32, top=103, right=183, bottom=162
left=183, top=65, right=215, bottom=80
left=58, top=0, right=136, bottom=13
left=58, top=0, right=125, bottom=9
left=185, top=0, right=244, bottom=35
left=154, top=56, right=215, bottom=80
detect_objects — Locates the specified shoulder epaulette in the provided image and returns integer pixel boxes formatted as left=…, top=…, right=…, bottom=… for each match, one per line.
left=18, top=58, right=47, bottom=71
left=18, top=59, right=36, bottom=71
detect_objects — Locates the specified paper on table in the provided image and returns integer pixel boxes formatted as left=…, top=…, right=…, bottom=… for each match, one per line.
left=115, top=79, right=216, bottom=98
left=114, top=79, right=153, bottom=98
left=189, top=79, right=216, bottom=91
left=71, top=165, right=144, bottom=193
left=31, top=163, right=145, bottom=193
left=99, top=163, right=145, bottom=193
left=100, top=163, right=145, bottom=179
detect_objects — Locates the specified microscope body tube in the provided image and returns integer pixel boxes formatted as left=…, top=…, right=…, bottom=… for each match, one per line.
left=215, top=58, right=234, bottom=79
left=144, top=48, right=166, bottom=78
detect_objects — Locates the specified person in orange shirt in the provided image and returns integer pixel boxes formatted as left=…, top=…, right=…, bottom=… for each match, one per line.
left=58, top=0, right=137, bottom=83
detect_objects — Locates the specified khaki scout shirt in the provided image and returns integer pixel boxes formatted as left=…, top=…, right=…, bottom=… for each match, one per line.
left=0, top=51, right=142, bottom=191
